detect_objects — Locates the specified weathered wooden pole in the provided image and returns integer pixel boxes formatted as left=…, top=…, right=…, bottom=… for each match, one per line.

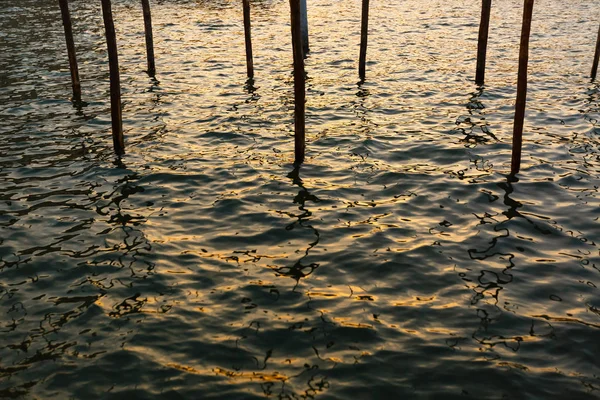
left=592, top=24, right=600, bottom=80
left=475, top=0, right=492, bottom=85
left=290, top=0, right=306, bottom=163
left=101, top=0, right=125, bottom=156
left=510, top=0, right=534, bottom=175
left=243, top=0, right=254, bottom=78
left=58, top=0, right=81, bottom=100
left=300, top=0, right=309, bottom=55
left=358, top=0, right=370, bottom=81
left=141, top=0, right=156, bottom=76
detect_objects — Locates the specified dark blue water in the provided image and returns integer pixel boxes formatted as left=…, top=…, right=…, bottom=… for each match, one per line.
left=1, top=0, right=599, bottom=398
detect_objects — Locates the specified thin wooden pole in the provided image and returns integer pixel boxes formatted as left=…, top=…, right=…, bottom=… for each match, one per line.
left=592, top=23, right=600, bottom=80
left=141, top=0, right=156, bottom=76
left=58, top=0, right=81, bottom=100
left=101, top=0, right=125, bottom=156
left=475, top=0, right=492, bottom=85
left=510, top=0, right=534, bottom=175
left=359, top=0, right=370, bottom=81
left=243, top=0, right=254, bottom=78
left=290, top=0, right=306, bottom=164
left=300, top=0, right=309, bottom=55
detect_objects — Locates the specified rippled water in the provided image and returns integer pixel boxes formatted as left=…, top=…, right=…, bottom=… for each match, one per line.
left=1, top=0, right=600, bottom=398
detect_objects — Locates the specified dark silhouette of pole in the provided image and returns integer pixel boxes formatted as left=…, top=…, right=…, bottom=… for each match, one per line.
left=300, top=0, right=309, bottom=55
left=511, top=0, right=534, bottom=175
left=592, top=23, right=600, bottom=80
left=141, top=0, right=156, bottom=76
left=475, top=0, right=492, bottom=85
left=101, top=0, right=125, bottom=156
left=359, top=0, right=370, bottom=81
left=243, top=0, right=254, bottom=78
left=58, top=0, right=81, bottom=100
left=289, top=0, right=306, bottom=164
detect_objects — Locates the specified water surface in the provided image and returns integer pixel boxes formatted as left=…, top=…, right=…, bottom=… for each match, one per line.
left=1, top=0, right=599, bottom=398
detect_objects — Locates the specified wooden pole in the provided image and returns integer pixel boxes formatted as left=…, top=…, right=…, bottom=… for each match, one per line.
left=592, top=23, right=600, bottom=80
left=475, top=0, right=492, bottom=85
left=290, top=0, right=306, bottom=164
left=300, top=0, right=309, bottom=55
left=243, top=0, right=254, bottom=78
left=141, top=0, right=156, bottom=76
left=359, top=0, right=370, bottom=81
left=510, top=0, right=534, bottom=175
left=58, top=0, right=81, bottom=100
left=101, top=0, right=125, bottom=156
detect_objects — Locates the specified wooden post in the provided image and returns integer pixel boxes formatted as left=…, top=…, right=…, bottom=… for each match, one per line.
left=141, top=0, right=156, bottom=76
left=510, top=0, right=534, bottom=175
left=359, top=0, right=370, bottom=81
left=101, top=0, right=125, bottom=156
left=592, top=24, right=600, bottom=80
left=243, top=0, right=254, bottom=78
left=300, top=0, right=309, bottom=55
left=475, top=0, right=492, bottom=85
left=289, top=0, right=306, bottom=164
left=58, top=0, right=81, bottom=100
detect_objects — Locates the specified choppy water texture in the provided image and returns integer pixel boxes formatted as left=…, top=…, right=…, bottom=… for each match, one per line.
left=1, top=0, right=600, bottom=398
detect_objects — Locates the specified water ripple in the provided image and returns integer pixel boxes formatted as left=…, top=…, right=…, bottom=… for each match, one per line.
left=1, top=0, right=600, bottom=398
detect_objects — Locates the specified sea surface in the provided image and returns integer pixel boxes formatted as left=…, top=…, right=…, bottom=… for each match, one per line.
left=1, top=0, right=599, bottom=398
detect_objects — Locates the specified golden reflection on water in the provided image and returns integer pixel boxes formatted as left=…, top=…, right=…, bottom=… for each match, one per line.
left=1, top=0, right=600, bottom=398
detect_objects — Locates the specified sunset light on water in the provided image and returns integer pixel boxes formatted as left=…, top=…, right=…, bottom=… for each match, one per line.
left=1, top=0, right=599, bottom=398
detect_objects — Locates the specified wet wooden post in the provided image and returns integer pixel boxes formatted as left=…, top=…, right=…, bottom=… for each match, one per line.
left=101, top=0, right=125, bottom=155
left=300, top=0, right=309, bottom=55
left=141, top=0, right=156, bottom=76
left=58, top=0, right=81, bottom=100
left=475, top=0, right=492, bottom=85
left=243, top=0, right=254, bottom=78
left=510, top=0, right=534, bottom=175
left=290, top=0, right=306, bottom=163
left=359, top=0, right=370, bottom=81
left=592, top=24, right=600, bottom=80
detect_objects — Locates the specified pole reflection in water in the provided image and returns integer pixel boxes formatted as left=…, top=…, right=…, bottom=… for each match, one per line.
left=455, top=86, right=498, bottom=150
left=269, top=166, right=321, bottom=287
